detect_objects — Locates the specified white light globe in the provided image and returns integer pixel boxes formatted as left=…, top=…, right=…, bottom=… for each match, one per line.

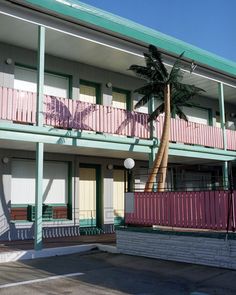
left=124, top=158, right=135, bottom=170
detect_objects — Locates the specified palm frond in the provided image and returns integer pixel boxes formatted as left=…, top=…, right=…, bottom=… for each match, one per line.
left=148, top=103, right=165, bottom=122
left=175, top=106, right=188, bottom=122
left=173, top=82, right=205, bottom=95
left=134, top=94, right=152, bottom=109
left=148, top=45, right=168, bottom=78
left=128, top=65, right=154, bottom=81
left=168, top=52, right=185, bottom=83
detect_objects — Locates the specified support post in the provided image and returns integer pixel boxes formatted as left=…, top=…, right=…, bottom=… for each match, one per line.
left=218, top=82, right=228, bottom=189
left=223, top=161, right=229, bottom=190
left=34, top=26, right=45, bottom=251
left=34, top=142, right=44, bottom=250
left=218, top=82, right=226, bottom=150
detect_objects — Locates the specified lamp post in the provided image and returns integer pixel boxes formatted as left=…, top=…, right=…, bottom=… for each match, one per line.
left=124, top=158, right=135, bottom=192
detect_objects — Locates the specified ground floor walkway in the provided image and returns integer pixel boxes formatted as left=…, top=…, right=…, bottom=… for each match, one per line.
left=0, top=234, right=116, bottom=252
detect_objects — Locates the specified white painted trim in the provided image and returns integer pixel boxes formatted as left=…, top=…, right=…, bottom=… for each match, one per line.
left=0, top=272, right=84, bottom=289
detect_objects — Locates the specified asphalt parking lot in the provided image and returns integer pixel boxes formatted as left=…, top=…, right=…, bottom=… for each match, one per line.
left=0, top=250, right=235, bottom=295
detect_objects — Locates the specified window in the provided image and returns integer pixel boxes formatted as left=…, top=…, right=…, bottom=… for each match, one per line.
left=14, top=66, right=70, bottom=98
left=181, top=106, right=211, bottom=125
left=11, top=159, right=69, bottom=205
left=112, top=88, right=130, bottom=110
left=80, top=80, right=101, bottom=104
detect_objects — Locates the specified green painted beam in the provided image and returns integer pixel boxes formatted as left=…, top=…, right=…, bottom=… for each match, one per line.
left=169, top=148, right=235, bottom=162
left=23, top=0, right=236, bottom=77
left=0, top=129, right=235, bottom=162
left=34, top=142, right=44, bottom=250
left=0, top=122, right=152, bottom=146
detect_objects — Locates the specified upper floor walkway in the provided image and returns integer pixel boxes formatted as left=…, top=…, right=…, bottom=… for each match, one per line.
left=1, top=86, right=236, bottom=152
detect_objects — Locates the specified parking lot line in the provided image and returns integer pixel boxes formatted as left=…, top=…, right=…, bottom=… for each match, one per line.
left=0, top=272, right=84, bottom=289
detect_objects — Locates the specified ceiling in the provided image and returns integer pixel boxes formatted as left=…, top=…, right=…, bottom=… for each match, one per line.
left=0, top=13, right=236, bottom=103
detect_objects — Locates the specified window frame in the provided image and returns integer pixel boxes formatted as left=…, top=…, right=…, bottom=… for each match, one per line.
left=80, top=79, right=101, bottom=104
left=10, top=159, right=73, bottom=221
left=112, top=87, right=131, bottom=111
left=14, top=63, right=73, bottom=98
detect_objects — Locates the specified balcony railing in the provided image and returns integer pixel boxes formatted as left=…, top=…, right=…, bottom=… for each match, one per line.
left=0, top=86, right=232, bottom=150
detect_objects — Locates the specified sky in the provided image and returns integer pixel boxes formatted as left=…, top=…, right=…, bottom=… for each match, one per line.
left=79, top=0, right=236, bottom=63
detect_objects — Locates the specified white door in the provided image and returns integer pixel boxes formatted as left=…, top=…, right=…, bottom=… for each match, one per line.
left=113, top=169, right=125, bottom=225
left=79, top=167, right=97, bottom=227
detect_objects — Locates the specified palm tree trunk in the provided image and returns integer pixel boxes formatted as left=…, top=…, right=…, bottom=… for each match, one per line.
left=158, top=138, right=169, bottom=191
left=145, top=84, right=171, bottom=192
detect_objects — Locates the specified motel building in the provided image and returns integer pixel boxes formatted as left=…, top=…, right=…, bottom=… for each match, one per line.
left=0, top=0, right=236, bottom=249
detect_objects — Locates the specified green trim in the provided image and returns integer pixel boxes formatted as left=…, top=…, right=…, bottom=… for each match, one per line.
left=23, top=0, right=236, bottom=77
left=67, top=162, right=73, bottom=220
left=79, top=164, right=102, bottom=227
left=15, top=64, right=73, bottom=99
left=1, top=122, right=236, bottom=160
left=79, top=218, right=96, bottom=227
left=114, top=216, right=124, bottom=226
left=80, top=79, right=101, bottom=104
left=112, top=87, right=131, bottom=111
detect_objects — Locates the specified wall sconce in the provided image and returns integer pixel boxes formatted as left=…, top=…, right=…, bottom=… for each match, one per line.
left=5, top=58, right=13, bottom=65
left=106, top=82, right=112, bottom=88
left=230, top=113, right=236, bottom=118
left=107, top=164, right=113, bottom=170
left=2, top=157, right=9, bottom=164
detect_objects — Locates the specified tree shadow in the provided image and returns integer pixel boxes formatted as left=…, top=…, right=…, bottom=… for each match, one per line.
left=44, top=96, right=97, bottom=131
left=115, top=111, right=150, bottom=137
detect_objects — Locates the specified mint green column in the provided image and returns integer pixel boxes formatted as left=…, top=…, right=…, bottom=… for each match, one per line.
left=218, top=82, right=228, bottom=189
left=34, top=26, right=45, bottom=251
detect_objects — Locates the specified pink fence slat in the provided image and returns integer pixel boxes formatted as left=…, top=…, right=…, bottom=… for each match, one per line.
left=156, top=116, right=224, bottom=150
left=1, top=87, right=8, bottom=120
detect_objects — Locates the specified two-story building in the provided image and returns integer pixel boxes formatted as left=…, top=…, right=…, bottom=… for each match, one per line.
left=0, top=0, right=236, bottom=247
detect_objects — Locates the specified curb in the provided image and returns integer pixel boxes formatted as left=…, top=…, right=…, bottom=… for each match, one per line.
left=0, top=244, right=119, bottom=263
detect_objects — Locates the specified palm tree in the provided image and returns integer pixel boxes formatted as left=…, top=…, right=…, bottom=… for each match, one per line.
left=129, top=45, right=204, bottom=192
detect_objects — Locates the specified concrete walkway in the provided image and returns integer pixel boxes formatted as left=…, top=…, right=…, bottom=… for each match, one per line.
left=0, top=234, right=116, bottom=263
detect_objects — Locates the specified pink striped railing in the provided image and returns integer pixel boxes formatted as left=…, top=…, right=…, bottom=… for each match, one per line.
left=156, top=116, right=224, bottom=149
left=43, top=95, right=150, bottom=138
left=125, top=191, right=236, bottom=231
left=226, top=129, right=236, bottom=150
left=0, top=87, right=36, bottom=124
left=0, top=86, right=233, bottom=150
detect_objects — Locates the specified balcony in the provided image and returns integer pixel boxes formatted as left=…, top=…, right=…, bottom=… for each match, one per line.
left=0, top=86, right=235, bottom=151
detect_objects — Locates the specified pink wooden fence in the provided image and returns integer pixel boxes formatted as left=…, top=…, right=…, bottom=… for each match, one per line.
left=125, top=191, right=236, bottom=231
left=157, top=116, right=224, bottom=149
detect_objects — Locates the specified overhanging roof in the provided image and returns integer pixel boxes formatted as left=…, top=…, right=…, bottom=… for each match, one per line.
left=11, top=0, right=236, bottom=78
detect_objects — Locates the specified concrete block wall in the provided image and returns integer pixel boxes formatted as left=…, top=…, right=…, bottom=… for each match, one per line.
left=116, top=229, right=236, bottom=270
